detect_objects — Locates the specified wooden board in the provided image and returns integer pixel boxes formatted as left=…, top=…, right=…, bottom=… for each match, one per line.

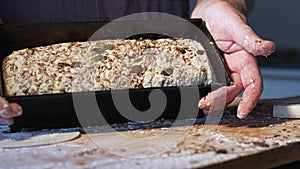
left=0, top=131, right=80, bottom=148
left=0, top=96, right=300, bottom=168
left=273, top=104, right=300, bottom=118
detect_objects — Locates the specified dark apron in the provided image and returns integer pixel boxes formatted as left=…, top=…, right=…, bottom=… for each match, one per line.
left=0, top=0, right=189, bottom=23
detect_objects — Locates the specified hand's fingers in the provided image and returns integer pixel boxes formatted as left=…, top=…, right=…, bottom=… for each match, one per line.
left=199, top=50, right=263, bottom=119
left=9, top=103, right=23, bottom=118
left=198, top=73, right=243, bottom=111
left=224, top=50, right=263, bottom=119
left=191, top=0, right=276, bottom=56
left=0, top=117, right=13, bottom=126
left=227, top=22, right=276, bottom=57
left=0, top=98, right=23, bottom=118
left=236, top=60, right=263, bottom=119
left=0, top=97, right=11, bottom=118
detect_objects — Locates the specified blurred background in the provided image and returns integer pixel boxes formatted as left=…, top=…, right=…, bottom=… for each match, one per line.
left=248, top=0, right=300, bottom=99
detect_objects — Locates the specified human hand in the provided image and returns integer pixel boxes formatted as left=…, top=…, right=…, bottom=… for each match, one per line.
left=191, top=0, right=276, bottom=119
left=0, top=18, right=22, bottom=125
left=0, top=98, right=22, bottom=126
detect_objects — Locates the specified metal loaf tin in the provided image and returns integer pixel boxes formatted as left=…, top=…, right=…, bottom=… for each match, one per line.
left=0, top=19, right=232, bottom=132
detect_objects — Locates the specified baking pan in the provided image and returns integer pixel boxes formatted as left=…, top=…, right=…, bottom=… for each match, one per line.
left=0, top=19, right=232, bottom=131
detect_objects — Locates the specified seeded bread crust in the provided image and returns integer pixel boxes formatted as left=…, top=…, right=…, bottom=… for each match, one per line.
left=2, top=38, right=213, bottom=96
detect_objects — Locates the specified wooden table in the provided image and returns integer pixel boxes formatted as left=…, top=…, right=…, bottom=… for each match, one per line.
left=0, top=96, right=300, bottom=169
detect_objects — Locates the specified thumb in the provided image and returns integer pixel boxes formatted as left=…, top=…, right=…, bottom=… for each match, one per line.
left=228, top=22, right=276, bottom=57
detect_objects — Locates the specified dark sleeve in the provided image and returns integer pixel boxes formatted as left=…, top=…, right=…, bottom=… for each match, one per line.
left=0, top=0, right=189, bottom=23
left=0, top=0, right=99, bottom=23
left=99, top=0, right=189, bottom=20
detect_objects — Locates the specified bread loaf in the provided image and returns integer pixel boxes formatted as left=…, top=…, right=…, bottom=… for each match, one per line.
left=2, top=38, right=213, bottom=96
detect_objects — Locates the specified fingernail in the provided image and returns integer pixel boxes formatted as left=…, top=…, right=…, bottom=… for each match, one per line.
left=237, top=112, right=247, bottom=119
